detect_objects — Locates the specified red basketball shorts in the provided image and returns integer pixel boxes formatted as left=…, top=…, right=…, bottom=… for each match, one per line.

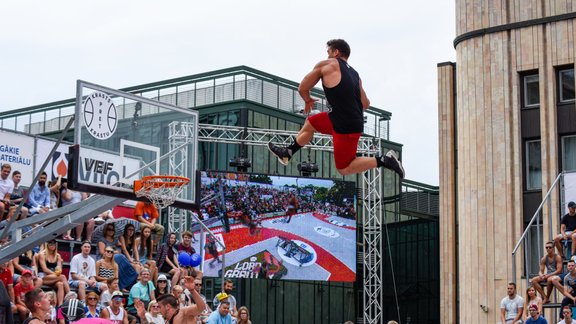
left=307, top=112, right=361, bottom=170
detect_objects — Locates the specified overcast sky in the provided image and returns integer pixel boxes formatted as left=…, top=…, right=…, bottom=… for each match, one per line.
left=0, top=1, right=455, bottom=186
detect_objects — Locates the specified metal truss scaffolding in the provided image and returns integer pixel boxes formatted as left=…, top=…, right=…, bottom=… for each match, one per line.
left=170, top=123, right=384, bottom=324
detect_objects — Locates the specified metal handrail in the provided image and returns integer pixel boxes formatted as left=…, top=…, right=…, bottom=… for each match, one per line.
left=511, top=172, right=563, bottom=283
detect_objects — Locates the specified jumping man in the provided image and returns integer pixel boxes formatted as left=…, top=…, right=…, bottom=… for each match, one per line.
left=268, top=39, right=405, bottom=177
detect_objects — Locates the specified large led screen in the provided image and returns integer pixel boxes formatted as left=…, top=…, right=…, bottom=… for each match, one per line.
left=197, top=171, right=357, bottom=282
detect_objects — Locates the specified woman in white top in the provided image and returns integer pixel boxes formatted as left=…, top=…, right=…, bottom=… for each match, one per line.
left=145, top=300, right=165, bottom=324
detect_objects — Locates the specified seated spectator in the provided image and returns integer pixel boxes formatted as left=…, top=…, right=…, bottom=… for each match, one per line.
left=0, top=262, right=16, bottom=317
left=9, top=170, right=29, bottom=219
left=27, top=171, right=51, bottom=215
left=530, top=241, right=564, bottom=304
left=554, top=201, right=576, bottom=258
left=84, top=291, right=101, bottom=318
left=155, top=232, right=184, bottom=287
left=68, top=241, right=107, bottom=300
left=14, top=269, right=34, bottom=321
left=206, top=300, right=233, bottom=324
left=0, top=163, right=14, bottom=218
left=100, top=277, right=119, bottom=307
left=559, top=305, right=574, bottom=323
left=172, top=285, right=186, bottom=307
left=95, top=246, right=119, bottom=284
left=12, top=250, right=42, bottom=288
left=61, top=183, right=93, bottom=241
left=100, top=290, right=129, bottom=323
left=525, top=304, right=547, bottom=323
left=523, top=286, right=543, bottom=321
left=48, top=176, right=61, bottom=210
left=500, top=282, right=524, bottom=324
left=119, top=223, right=140, bottom=267
left=23, top=288, right=51, bottom=324
left=97, top=221, right=138, bottom=292
left=134, top=225, right=158, bottom=282
left=38, top=239, right=69, bottom=306
left=44, top=290, right=57, bottom=323
left=134, top=201, right=165, bottom=248
left=145, top=300, right=164, bottom=324
left=560, top=260, right=576, bottom=319
left=237, top=306, right=252, bottom=324
left=155, top=274, right=171, bottom=298
left=128, top=268, right=155, bottom=317
left=190, top=277, right=211, bottom=322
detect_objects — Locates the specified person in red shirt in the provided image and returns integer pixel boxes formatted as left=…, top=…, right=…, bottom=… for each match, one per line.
left=14, top=269, right=34, bottom=321
left=0, top=262, right=16, bottom=316
left=134, top=201, right=165, bottom=247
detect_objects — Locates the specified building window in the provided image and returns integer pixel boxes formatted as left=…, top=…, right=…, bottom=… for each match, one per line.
left=526, top=140, right=542, bottom=190
left=523, top=74, right=540, bottom=108
left=559, top=69, right=575, bottom=103
left=562, top=135, right=576, bottom=172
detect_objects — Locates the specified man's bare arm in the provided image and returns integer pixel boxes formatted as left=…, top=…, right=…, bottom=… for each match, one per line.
left=359, top=79, right=370, bottom=109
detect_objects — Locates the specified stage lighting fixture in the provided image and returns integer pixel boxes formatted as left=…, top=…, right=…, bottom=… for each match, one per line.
left=229, top=157, right=252, bottom=172
left=297, top=160, right=319, bottom=177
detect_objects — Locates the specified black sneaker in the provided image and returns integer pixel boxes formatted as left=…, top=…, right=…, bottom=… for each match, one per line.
left=382, top=150, right=405, bottom=179
left=268, top=142, right=292, bottom=166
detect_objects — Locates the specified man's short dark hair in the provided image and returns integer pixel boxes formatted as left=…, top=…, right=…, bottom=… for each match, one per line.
left=41, top=171, right=47, bottom=177
left=508, top=282, right=516, bottom=288
left=220, top=301, right=230, bottom=307
left=12, top=170, right=20, bottom=176
left=327, top=39, right=351, bottom=58
left=157, top=294, right=179, bottom=308
left=224, top=279, right=234, bottom=285
left=24, top=288, right=44, bottom=312
left=182, top=231, right=193, bottom=239
left=1, top=164, right=11, bottom=170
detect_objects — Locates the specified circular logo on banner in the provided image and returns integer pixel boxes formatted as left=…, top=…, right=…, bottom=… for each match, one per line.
left=83, top=92, right=118, bottom=140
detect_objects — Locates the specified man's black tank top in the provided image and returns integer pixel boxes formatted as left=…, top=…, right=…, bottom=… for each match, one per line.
left=322, top=58, right=364, bottom=134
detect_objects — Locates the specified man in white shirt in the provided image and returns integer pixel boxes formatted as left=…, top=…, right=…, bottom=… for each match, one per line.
left=68, top=241, right=107, bottom=300
left=0, top=163, right=14, bottom=217
left=500, top=282, right=524, bottom=324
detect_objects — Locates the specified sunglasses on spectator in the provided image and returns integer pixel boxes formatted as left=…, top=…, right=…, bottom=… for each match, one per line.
left=88, top=297, right=98, bottom=300
left=107, top=228, right=115, bottom=231
left=113, top=296, right=123, bottom=300
left=151, top=305, right=160, bottom=308
left=545, top=246, right=553, bottom=249
left=106, top=250, right=114, bottom=253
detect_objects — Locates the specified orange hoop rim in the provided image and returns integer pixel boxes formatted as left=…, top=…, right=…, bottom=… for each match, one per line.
left=134, top=175, right=190, bottom=191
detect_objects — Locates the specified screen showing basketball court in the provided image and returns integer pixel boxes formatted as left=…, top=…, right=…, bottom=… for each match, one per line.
left=198, top=171, right=357, bottom=282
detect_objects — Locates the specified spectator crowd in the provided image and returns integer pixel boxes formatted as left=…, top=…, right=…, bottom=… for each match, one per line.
left=0, top=163, right=253, bottom=324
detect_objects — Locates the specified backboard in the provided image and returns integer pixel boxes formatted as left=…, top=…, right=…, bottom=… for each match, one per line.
left=68, top=80, right=199, bottom=210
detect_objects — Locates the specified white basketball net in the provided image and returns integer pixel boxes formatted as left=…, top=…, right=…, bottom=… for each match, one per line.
left=134, top=176, right=189, bottom=209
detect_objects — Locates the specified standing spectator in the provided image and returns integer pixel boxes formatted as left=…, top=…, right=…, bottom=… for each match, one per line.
left=559, top=305, right=575, bottom=323
left=525, top=303, right=547, bottom=323
left=134, top=225, right=158, bottom=282
left=523, top=286, right=543, bottom=321
left=28, top=171, right=51, bottom=215
left=14, top=269, right=34, bottom=321
left=531, top=241, right=564, bottom=304
left=554, top=201, right=576, bottom=258
left=156, top=232, right=184, bottom=287
left=213, top=280, right=238, bottom=317
left=83, top=291, right=101, bottom=318
left=100, top=291, right=129, bottom=323
left=61, top=183, right=93, bottom=241
left=157, top=291, right=206, bottom=324
left=23, top=288, right=51, bottom=324
left=38, top=240, right=69, bottom=306
left=9, top=170, right=29, bottom=219
left=45, top=290, right=57, bottom=324
left=68, top=241, right=107, bottom=300
left=500, top=282, right=524, bottom=324
left=0, top=163, right=14, bottom=217
left=128, top=268, right=155, bottom=316
left=206, top=301, right=232, bottom=324
left=172, top=285, right=186, bottom=307
left=191, top=277, right=211, bottom=323
left=236, top=306, right=252, bottom=324
left=134, top=201, right=165, bottom=247
left=145, top=300, right=164, bottom=324
left=561, top=259, right=576, bottom=319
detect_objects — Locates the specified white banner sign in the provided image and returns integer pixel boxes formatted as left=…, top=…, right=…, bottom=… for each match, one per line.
left=0, top=130, right=35, bottom=187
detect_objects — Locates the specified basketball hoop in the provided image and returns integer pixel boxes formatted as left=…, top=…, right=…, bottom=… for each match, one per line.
left=134, top=175, right=190, bottom=209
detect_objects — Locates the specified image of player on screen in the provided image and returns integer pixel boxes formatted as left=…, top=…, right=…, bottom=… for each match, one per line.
left=284, top=193, right=299, bottom=224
